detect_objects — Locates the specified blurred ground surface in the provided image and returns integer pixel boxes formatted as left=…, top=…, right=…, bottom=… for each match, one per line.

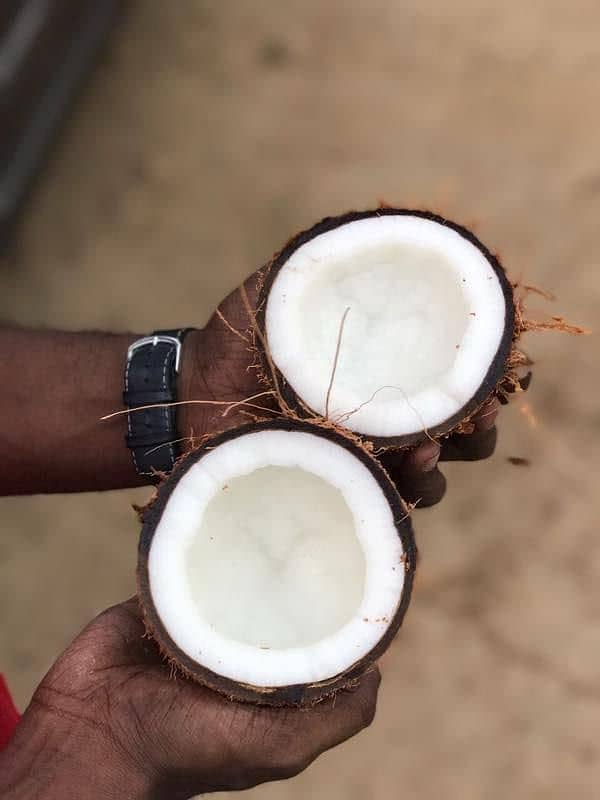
left=1, top=2, right=598, bottom=798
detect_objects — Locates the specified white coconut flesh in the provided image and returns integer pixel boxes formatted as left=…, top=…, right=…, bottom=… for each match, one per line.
left=265, top=215, right=508, bottom=438
left=148, top=429, right=407, bottom=688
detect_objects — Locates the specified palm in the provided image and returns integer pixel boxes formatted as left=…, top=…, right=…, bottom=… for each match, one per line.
left=35, top=599, right=379, bottom=798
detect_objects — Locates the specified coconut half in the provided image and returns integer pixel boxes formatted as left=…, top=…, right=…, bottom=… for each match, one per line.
left=138, top=419, right=415, bottom=706
left=258, top=209, right=516, bottom=447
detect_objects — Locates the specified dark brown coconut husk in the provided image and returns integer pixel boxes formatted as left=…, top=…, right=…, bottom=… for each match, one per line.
left=137, top=418, right=417, bottom=706
left=255, top=208, right=518, bottom=450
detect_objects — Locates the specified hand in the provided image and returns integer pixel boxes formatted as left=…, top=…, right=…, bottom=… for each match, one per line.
left=0, top=599, right=380, bottom=800
left=180, top=274, right=501, bottom=508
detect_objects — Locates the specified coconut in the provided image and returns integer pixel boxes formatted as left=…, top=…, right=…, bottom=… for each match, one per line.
left=257, top=209, right=517, bottom=448
left=137, top=419, right=416, bottom=706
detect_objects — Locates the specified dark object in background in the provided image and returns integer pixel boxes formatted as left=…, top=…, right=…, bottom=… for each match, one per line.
left=0, top=0, right=124, bottom=246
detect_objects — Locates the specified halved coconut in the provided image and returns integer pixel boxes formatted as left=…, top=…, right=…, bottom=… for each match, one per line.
left=137, top=419, right=415, bottom=706
left=258, top=209, right=516, bottom=447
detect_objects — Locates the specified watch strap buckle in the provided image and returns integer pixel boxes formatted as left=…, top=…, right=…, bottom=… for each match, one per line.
left=127, top=334, right=183, bottom=373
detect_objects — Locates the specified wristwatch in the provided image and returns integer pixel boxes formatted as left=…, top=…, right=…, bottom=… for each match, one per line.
left=123, top=328, right=195, bottom=480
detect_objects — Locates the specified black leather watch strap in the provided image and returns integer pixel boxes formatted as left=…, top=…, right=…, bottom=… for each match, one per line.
left=124, top=328, right=195, bottom=480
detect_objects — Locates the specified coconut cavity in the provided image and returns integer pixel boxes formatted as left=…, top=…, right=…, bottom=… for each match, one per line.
left=186, top=466, right=366, bottom=649
left=138, top=421, right=415, bottom=703
left=263, top=211, right=514, bottom=443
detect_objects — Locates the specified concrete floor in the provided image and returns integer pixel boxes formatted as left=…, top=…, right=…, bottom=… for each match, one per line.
left=1, top=2, right=598, bottom=798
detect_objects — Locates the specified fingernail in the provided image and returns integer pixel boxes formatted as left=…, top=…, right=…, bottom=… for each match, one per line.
left=408, top=441, right=440, bottom=472
left=403, top=441, right=440, bottom=473
left=422, top=450, right=440, bottom=471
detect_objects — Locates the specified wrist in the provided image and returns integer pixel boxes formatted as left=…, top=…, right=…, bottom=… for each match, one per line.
left=177, top=292, right=268, bottom=448
left=0, top=698, right=153, bottom=800
left=178, top=325, right=249, bottom=445
left=178, top=326, right=212, bottom=445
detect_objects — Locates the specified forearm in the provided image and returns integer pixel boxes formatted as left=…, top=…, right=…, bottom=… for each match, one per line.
left=0, top=327, right=205, bottom=495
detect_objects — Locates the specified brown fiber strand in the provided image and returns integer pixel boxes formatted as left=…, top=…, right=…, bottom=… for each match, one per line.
left=520, top=316, right=590, bottom=336
left=248, top=266, right=401, bottom=447
left=520, top=283, right=557, bottom=302
left=99, top=392, right=276, bottom=422
left=397, top=499, right=420, bottom=524
left=325, top=306, right=351, bottom=419
left=506, top=349, right=533, bottom=369
left=453, top=419, right=476, bottom=435
left=497, top=291, right=586, bottom=408
left=215, top=308, right=251, bottom=343
left=513, top=293, right=588, bottom=337
left=240, top=283, right=292, bottom=415
left=220, top=395, right=276, bottom=418
left=144, top=435, right=198, bottom=457
left=512, top=278, right=558, bottom=304
left=334, top=384, right=438, bottom=446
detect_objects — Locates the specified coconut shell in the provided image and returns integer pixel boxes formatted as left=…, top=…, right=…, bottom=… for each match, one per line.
left=256, top=208, right=518, bottom=449
left=137, top=418, right=417, bottom=706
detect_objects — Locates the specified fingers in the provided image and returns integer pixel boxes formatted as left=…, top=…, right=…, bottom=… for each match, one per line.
left=299, top=667, right=381, bottom=754
left=380, top=398, right=500, bottom=504
left=440, top=425, right=498, bottom=462
left=397, top=466, right=447, bottom=507
left=439, top=397, right=499, bottom=462
left=172, top=666, right=381, bottom=790
left=249, top=667, right=382, bottom=781
left=404, top=439, right=441, bottom=472
left=380, top=443, right=447, bottom=508
left=38, top=598, right=380, bottom=797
